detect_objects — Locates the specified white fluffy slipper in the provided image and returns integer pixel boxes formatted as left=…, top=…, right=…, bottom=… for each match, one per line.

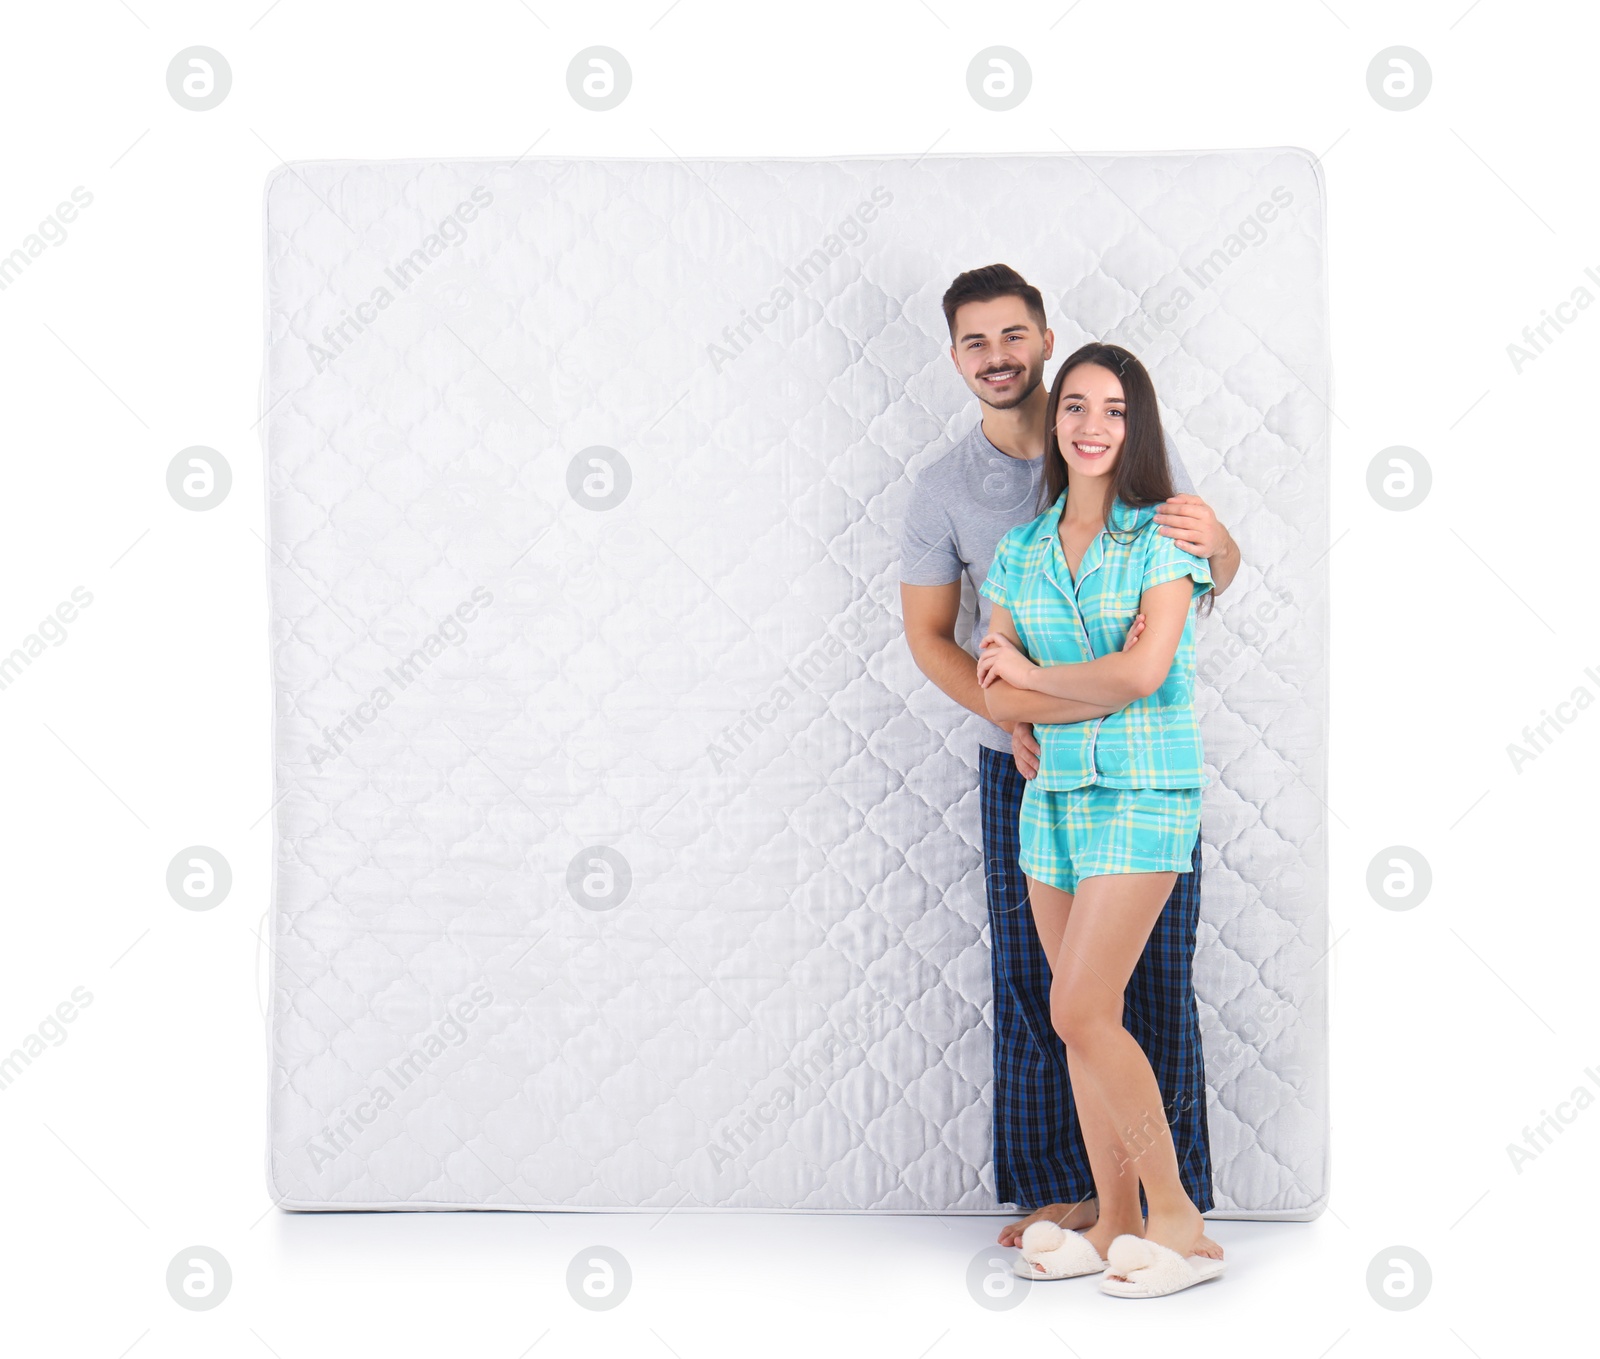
left=1098, top=1233, right=1225, bottom=1297
left=1012, top=1220, right=1108, bottom=1280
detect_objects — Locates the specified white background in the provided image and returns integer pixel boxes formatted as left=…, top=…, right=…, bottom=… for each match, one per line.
left=0, top=0, right=1590, bottom=1354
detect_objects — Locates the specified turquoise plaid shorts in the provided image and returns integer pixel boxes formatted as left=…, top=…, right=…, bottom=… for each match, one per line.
left=1018, top=784, right=1201, bottom=894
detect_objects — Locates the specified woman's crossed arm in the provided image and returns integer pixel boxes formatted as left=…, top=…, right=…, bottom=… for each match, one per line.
left=978, top=576, right=1196, bottom=719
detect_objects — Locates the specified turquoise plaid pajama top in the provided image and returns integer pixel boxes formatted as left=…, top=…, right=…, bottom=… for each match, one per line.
left=979, top=491, right=1214, bottom=792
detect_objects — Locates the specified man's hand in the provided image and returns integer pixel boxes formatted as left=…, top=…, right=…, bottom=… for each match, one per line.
left=1010, top=721, right=1040, bottom=780
left=1153, top=494, right=1229, bottom=559
left=977, top=631, right=1039, bottom=689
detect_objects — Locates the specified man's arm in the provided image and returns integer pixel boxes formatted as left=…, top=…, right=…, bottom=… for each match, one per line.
left=1206, top=530, right=1241, bottom=595
left=1161, top=436, right=1241, bottom=596
left=1154, top=495, right=1241, bottom=595
left=901, top=582, right=1121, bottom=726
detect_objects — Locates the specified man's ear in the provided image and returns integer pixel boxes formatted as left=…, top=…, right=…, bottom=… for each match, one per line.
left=948, top=343, right=959, bottom=370
left=1042, top=327, right=1054, bottom=360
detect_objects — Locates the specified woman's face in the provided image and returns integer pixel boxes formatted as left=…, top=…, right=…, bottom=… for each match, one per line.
left=1053, top=363, right=1126, bottom=480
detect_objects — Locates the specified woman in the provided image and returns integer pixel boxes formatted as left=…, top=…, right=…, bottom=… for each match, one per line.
left=975, top=342, right=1225, bottom=1297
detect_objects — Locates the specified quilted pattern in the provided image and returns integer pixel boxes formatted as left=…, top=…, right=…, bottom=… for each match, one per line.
left=262, top=151, right=1328, bottom=1216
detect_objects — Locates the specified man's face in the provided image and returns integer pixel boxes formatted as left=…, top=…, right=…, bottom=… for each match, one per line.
left=948, top=296, right=1053, bottom=412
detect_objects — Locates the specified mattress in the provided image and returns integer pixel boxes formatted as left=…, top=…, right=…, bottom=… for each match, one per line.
left=261, top=150, right=1330, bottom=1216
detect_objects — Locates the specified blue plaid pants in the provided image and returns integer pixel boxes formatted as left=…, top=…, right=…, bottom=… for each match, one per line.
left=979, top=745, right=1214, bottom=1213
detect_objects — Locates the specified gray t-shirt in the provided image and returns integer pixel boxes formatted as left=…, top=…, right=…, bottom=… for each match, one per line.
left=899, top=420, right=1195, bottom=753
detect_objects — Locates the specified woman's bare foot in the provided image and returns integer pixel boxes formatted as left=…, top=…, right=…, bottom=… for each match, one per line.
left=1103, top=1203, right=1208, bottom=1279
left=997, top=1199, right=1097, bottom=1247
left=1081, top=1212, right=1145, bottom=1263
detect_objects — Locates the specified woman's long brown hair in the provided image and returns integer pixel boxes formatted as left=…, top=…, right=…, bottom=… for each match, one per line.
left=1039, top=342, right=1172, bottom=521
left=1040, top=342, right=1213, bottom=613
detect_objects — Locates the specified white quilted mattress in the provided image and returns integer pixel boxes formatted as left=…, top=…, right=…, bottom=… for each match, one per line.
left=261, top=150, right=1329, bottom=1217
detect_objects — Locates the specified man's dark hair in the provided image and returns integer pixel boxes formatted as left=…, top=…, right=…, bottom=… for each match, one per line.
left=941, top=264, right=1047, bottom=340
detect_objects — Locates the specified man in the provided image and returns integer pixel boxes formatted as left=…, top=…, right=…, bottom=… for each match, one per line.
left=898, top=265, right=1240, bottom=1246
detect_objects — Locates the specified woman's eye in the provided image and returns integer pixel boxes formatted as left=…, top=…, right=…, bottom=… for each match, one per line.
left=1108, top=408, right=1124, bottom=418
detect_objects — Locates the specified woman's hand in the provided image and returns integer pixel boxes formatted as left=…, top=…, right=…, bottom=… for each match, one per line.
left=979, top=617, right=1139, bottom=692
left=977, top=631, right=1039, bottom=690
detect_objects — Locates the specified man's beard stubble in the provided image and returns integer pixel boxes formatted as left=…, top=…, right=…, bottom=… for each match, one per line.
left=976, top=361, right=1043, bottom=412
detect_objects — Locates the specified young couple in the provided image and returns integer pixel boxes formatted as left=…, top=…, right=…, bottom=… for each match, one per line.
left=899, top=265, right=1242, bottom=1297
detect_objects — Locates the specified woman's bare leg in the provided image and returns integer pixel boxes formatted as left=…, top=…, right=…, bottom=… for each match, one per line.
left=1049, top=871, right=1214, bottom=1265
left=1002, top=875, right=1142, bottom=1260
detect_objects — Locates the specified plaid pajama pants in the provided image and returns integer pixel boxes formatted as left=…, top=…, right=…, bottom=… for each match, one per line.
left=979, top=745, right=1215, bottom=1213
